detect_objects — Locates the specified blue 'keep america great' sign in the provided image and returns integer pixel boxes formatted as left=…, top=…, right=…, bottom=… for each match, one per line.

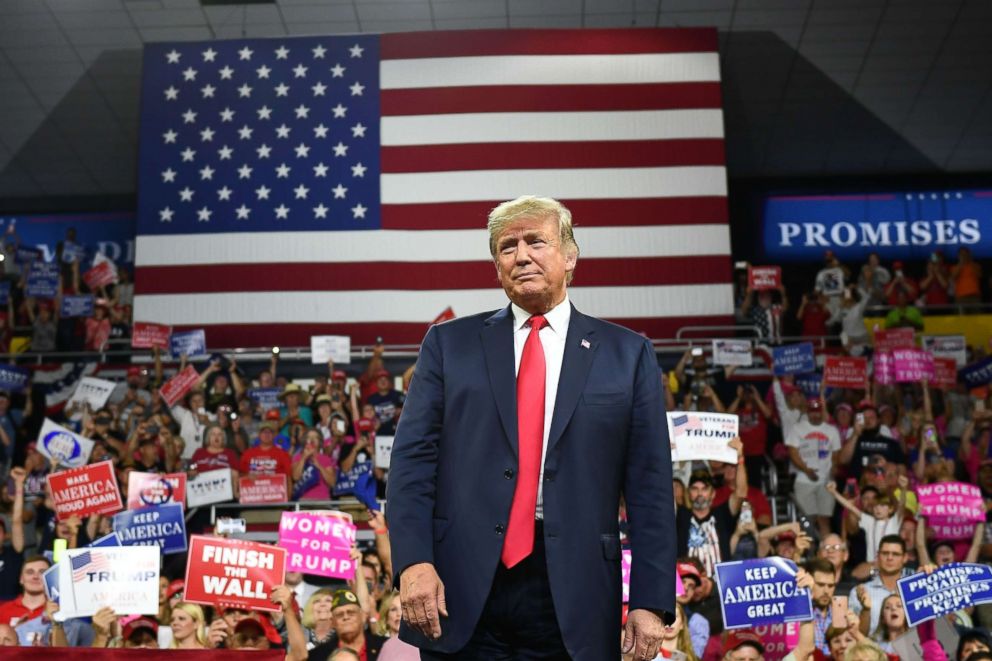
left=773, top=343, right=816, bottom=376
left=113, top=503, right=187, bottom=555
left=899, top=563, right=992, bottom=627
left=716, top=557, right=813, bottom=630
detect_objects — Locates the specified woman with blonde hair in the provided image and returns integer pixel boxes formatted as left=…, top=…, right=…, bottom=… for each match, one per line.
left=374, top=590, right=402, bottom=638
left=301, top=588, right=336, bottom=649
left=169, top=602, right=208, bottom=649
left=844, top=639, right=888, bottom=661
left=658, top=603, right=699, bottom=661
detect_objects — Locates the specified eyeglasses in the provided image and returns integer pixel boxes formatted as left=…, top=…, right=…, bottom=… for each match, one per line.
left=822, top=544, right=846, bottom=551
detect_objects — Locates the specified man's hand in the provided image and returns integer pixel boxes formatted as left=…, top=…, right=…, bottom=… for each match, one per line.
left=207, top=618, right=230, bottom=647
left=795, top=568, right=814, bottom=591
left=10, top=467, right=26, bottom=489
left=622, top=609, right=664, bottom=661
left=856, top=584, right=871, bottom=610
left=270, top=585, right=293, bottom=613
left=91, top=606, right=117, bottom=637
left=805, top=467, right=819, bottom=481
left=728, top=436, right=743, bottom=459
left=400, top=562, right=447, bottom=640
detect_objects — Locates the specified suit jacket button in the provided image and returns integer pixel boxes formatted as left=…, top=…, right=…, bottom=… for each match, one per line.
left=503, top=469, right=514, bottom=479
left=495, top=524, right=505, bottom=534
left=544, top=471, right=555, bottom=482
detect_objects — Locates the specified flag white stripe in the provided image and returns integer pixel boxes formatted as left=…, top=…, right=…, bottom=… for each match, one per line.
left=381, top=166, right=726, bottom=204
left=134, top=225, right=731, bottom=266
left=381, top=109, right=724, bottom=146
left=134, top=284, right=734, bottom=324
left=380, top=53, right=721, bottom=89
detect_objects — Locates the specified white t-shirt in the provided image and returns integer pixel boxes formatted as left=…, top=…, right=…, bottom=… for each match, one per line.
left=786, top=420, right=841, bottom=485
left=859, top=512, right=902, bottom=563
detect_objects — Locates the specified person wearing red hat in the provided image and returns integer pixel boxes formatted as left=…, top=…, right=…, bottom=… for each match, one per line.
left=675, top=562, right=709, bottom=658
left=366, top=369, right=404, bottom=436
left=786, top=398, right=842, bottom=539
left=240, top=419, right=292, bottom=477
left=883, top=261, right=919, bottom=307
left=723, top=629, right=765, bottom=660
left=84, top=299, right=112, bottom=351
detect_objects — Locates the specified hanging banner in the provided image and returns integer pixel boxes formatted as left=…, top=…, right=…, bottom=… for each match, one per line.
left=712, top=339, right=753, bottom=367
left=47, top=460, right=123, bottom=521
left=899, top=563, right=992, bottom=627
left=57, top=546, right=159, bottom=618
left=131, top=322, right=172, bottom=350
left=822, top=356, right=867, bottom=389
left=666, top=412, right=739, bottom=463
left=715, top=557, right=813, bottom=630
left=278, top=511, right=357, bottom=579
left=37, top=418, right=96, bottom=469
left=113, top=503, right=187, bottom=554
left=186, top=469, right=235, bottom=507
left=67, top=376, right=117, bottom=410
left=184, top=535, right=286, bottom=613
left=310, top=335, right=351, bottom=364
left=160, top=365, right=200, bottom=407
left=893, top=348, right=935, bottom=382
left=127, top=471, right=187, bottom=509
left=239, top=475, right=287, bottom=505
left=772, top=343, right=816, bottom=376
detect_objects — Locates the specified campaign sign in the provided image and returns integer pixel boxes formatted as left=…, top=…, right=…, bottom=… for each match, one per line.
left=311, top=335, right=351, bottom=364
left=186, top=469, right=234, bottom=507
left=113, top=503, right=188, bottom=555
left=667, top=412, right=739, bottom=463
left=25, top=261, right=59, bottom=298
left=127, top=471, right=187, bottom=509
left=82, top=260, right=117, bottom=290
left=333, top=462, right=372, bottom=497
left=772, top=343, right=816, bottom=375
left=184, top=535, right=287, bottom=613
left=874, top=351, right=895, bottom=386
left=899, top=563, right=992, bottom=627
left=822, top=356, right=867, bottom=389
left=748, top=265, right=782, bottom=291
left=0, top=364, right=30, bottom=393
left=923, top=335, right=968, bottom=367
left=131, top=322, right=172, bottom=350
left=752, top=622, right=801, bottom=661
left=88, top=532, right=122, bottom=548
left=16, top=246, right=42, bottom=264
left=712, top=339, right=753, bottom=367
left=279, top=511, right=357, bottom=579
left=622, top=549, right=632, bottom=603
left=715, top=557, right=813, bottom=630
left=68, top=376, right=116, bottom=410
left=932, top=357, right=959, bottom=389
left=59, top=294, right=93, bottom=318
left=248, top=387, right=281, bottom=412
left=794, top=373, right=823, bottom=398
left=37, top=418, right=96, bottom=469
left=875, top=327, right=916, bottom=352
left=43, top=564, right=61, bottom=603
left=893, top=348, right=935, bottom=383
left=960, top=357, right=992, bottom=389
left=47, top=460, right=123, bottom=521
left=58, top=546, right=159, bottom=618
left=918, top=482, right=985, bottom=540
left=160, top=365, right=200, bottom=407
left=239, top=475, right=287, bottom=504
left=374, top=435, right=394, bottom=470
left=170, top=329, right=207, bottom=359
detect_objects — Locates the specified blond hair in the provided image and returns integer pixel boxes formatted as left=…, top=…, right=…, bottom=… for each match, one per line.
left=843, top=639, right=888, bottom=661
left=302, top=588, right=336, bottom=629
left=374, top=590, right=399, bottom=637
left=168, top=602, right=208, bottom=648
left=487, top=195, right=579, bottom=264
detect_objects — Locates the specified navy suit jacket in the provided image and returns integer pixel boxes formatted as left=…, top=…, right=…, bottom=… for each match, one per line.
left=386, top=304, right=675, bottom=660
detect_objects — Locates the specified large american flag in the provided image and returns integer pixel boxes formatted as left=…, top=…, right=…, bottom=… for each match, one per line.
left=134, top=29, right=733, bottom=347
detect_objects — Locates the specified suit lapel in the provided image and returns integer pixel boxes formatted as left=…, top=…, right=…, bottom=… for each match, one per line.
left=547, top=305, right=597, bottom=455
left=480, top=305, right=518, bottom=458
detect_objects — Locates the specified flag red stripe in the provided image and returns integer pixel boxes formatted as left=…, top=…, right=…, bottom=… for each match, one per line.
left=180, top=315, right=735, bottom=347
left=380, top=83, right=722, bottom=115
left=380, top=29, right=718, bottom=59
left=380, top=197, right=728, bottom=230
left=382, top=139, right=726, bottom=173
left=133, top=256, right=731, bottom=295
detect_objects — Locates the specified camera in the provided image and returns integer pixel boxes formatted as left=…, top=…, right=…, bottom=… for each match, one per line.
left=691, top=347, right=703, bottom=357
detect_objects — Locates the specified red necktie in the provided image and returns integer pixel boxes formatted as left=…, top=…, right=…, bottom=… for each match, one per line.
left=502, top=314, right=547, bottom=568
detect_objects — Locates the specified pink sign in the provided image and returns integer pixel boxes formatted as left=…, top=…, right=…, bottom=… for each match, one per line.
left=918, top=483, right=985, bottom=540
left=874, top=327, right=915, bottom=352
left=160, top=365, right=200, bottom=407
left=127, top=471, right=187, bottom=510
left=893, top=348, right=935, bottom=383
left=131, top=322, right=172, bottom=350
left=748, top=266, right=781, bottom=291
left=278, top=511, right=357, bottom=579
left=620, top=551, right=684, bottom=604
left=752, top=622, right=800, bottom=661
left=873, top=351, right=895, bottom=385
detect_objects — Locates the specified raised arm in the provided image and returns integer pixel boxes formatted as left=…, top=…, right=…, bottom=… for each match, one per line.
left=966, top=522, right=985, bottom=564
left=825, top=481, right=863, bottom=518
left=10, top=467, right=26, bottom=552
left=728, top=436, right=747, bottom=515
left=916, top=514, right=933, bottom=567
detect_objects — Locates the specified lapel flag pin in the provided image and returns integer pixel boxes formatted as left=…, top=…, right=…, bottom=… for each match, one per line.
left=581, top=339, right=591, bottom=349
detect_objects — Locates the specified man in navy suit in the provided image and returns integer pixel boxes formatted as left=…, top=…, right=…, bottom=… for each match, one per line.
left=386, top=196, right=675, bottom=660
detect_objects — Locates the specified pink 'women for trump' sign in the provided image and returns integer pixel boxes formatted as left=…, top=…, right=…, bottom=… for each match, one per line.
left=892, top=348, right=935, bottom=383
left=917, top=483, right=985, bottom=540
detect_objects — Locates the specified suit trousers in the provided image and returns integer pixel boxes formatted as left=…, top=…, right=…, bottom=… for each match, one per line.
left=420, top=522, right=571, bottom=660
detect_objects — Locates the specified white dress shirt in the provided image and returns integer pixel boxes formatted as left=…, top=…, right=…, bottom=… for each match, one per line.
left=511, top=295, right=570, bottom=520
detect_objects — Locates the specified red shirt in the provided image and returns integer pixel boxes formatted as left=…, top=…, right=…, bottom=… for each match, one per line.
left=713, top=485, right=772, bottom=523
left=737, top=405, right=769, bottom=457
left=191, top=447, right=239, bottom=473
left=0, top=595, right=45, bottom=626
left=800, top=302, right=831, bottom=337
left=240, top=445, right=292, bottom=476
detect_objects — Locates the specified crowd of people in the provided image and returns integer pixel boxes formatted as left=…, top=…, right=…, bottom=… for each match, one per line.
left=0, top=245, right=988, bottom=660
